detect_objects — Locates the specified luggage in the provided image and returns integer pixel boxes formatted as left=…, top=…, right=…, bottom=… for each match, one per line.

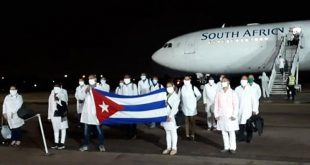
left=17, top=103, right=36, bottom=120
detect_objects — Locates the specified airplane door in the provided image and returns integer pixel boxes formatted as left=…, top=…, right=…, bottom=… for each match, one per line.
left=184, top=39, right=196, bottom=54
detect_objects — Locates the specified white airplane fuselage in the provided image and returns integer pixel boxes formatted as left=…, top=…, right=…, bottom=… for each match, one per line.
left=152, top=21, right=310, bottom=74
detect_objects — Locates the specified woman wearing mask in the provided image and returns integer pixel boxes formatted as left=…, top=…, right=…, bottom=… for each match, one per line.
left=214, top=77, right=239, bottom=154
left=178, top=76, right=201, bottom=141
left=2, top=86, right=24, bottom=146
left=161, top=81, right=180, bottom=156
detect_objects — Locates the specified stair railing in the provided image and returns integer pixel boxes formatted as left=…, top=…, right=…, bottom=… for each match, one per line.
left=267, top=35, right=286, bottom=96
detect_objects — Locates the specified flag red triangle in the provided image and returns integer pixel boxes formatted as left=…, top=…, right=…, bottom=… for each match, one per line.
left=92, top=89, right=124, bottom=123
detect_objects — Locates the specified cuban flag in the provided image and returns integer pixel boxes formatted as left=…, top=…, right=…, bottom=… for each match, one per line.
left=91, top=88, right=168, bottom=124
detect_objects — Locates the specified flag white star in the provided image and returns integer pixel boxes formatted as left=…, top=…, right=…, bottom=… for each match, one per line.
left=99, top=101, right=109, bottom=113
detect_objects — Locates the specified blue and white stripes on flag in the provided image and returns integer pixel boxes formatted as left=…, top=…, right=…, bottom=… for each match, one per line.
left=94, top=88, right=168, bottom=124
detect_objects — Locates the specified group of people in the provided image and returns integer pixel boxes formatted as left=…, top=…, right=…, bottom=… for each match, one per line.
left=202, top=74, right=260, bottom=153
left=2, top=72, right=265, bottom=155
left=74, top=73, right=167, bottom=153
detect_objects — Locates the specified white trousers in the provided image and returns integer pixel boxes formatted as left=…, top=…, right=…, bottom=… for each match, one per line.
left=165, top=129, right=178, bottom=150
left=205, top=104, right=216, bottom=128
left=262, top=85, right=269, bottom=98
left=222, top=131, right=236, bottom=150
left=54, top=129, right=66, bottom=144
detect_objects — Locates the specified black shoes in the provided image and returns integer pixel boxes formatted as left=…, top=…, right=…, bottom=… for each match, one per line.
left=51, top=143, right=58, bottom=149
left=220, top=149, right=229, bottom=153
left=230, top=150, right=236, bottom=154
left=220, top=149, right=236, bottom=154
left=57, top=143, right=65, bottom=150
left=51, top=143, right=65, bottom=150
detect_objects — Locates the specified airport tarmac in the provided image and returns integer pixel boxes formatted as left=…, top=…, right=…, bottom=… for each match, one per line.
left=0, top=90, right=310, bottom=165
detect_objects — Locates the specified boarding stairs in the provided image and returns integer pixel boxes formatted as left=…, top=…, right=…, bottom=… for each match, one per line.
left=268, top=33, right=302, bottom=95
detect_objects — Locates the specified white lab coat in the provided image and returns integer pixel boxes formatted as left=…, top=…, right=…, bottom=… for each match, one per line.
left=214, top=88, right=239, bottom=131
left=97, top=83, right=110, bottom=92
left=235, top=85, right=259, bottom=124
left=279, top=57, right=285, bottom=69
left=150, top=83, right=163, bottom=92
left=75, top=85, right=88, bottom=114
left=249, top=82, right=262, bottom=100
left=203, top=83, right=218, bottom=108
left=179, top=84, right=202, bottom=116
left=161, top=92, right=180, bottom=130
left=259, top=73, right=270, bottom=98
left=80, top=88, right=99, bottom=125
left=120, top=83, right=138, bottom=96
left=287, top=32, right=294, bottom=41
left=138, top=79, right=151, bottom=95
left=216, top=82, right=223, bottom=93
left=48, top=90, right=69, bottom=130
left=2, top=94, right=24, bottom=129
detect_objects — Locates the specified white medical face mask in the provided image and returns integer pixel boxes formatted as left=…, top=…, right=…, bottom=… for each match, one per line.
left=152, top=79, right=158, bottom=84
left=141, top=76, right=146, bottom=80
left=89, top=79, right=96, bottom=86
left=222, top=82, right=229, bottom=88
left=209, top=80, right=214, bottom=85
left=184, top=80, right=191, bottom=85
left=79, top=81, right=84, bottom=86
left=119, top=82, right=124, bottom=86
left=167, top=87, right=174, bottom=93
left=124, top=78, right=131, bottom=84
left=10, top=90, right=17, bottom=95
left=101, top=80, right=106, bottom=84
left=54, top=87, right=61, bottom=94
left=240, top=80, right=248, bottom=87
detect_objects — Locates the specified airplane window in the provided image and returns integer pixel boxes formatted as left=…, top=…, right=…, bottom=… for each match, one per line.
left=163, top=43, right=168, bottom=48
left=168, top=43, right=172, bottom=47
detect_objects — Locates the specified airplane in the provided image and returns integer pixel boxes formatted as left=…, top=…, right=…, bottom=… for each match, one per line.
left=151, top=20, right=310, bottom=74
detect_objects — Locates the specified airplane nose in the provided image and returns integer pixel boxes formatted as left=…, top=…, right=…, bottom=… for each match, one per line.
left=152, top=48, right=175, bottom=69
left=151, top=49, right=164, bottom=65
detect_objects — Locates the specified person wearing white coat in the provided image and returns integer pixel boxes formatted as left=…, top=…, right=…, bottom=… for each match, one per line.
left=235, top=76, right=259, bottom=142
left=259, top=72, right=270, bottom=98
left=161, top=82, right=180, bottom=156
left=2, top=86, right=24, bottom=146
left=278, top=56, right=285, bottom=77
left=137, top=73, right=151, bottom=95
left=48, top=83, right=69, bottom=149
left=216, top=74, right=225, bottom=92
left=120, top=75, right=139, bottom=139
left=115, top=80, right=124, bottom=95
left=178, top=76, right=201, bottom=140
left=80, top=75, right=105, bottom=152
left=214, top=78, right=239, bottom=154
left=75, top=78, right=87, bottom=120
left=248, top=75, right=262, bottom=101
left=149, top=76, right=164, bottom=128
left=98, top=77, right=110, bottom=92
left=150, top=76, right=164, bottom=92
left=202, top=77, right=218, bottom=130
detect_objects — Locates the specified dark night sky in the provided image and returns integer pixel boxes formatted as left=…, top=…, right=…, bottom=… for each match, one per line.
left=1, top=1, right=309, bottom=90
